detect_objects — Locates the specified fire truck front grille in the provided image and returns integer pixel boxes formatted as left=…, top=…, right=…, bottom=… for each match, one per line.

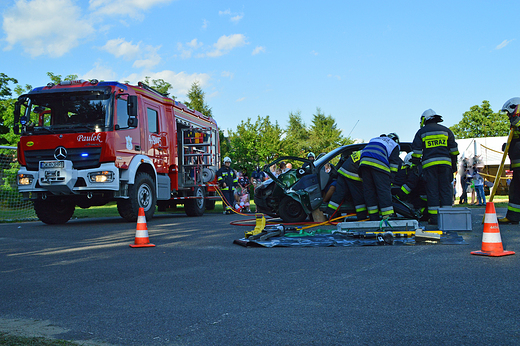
left=24, top=147, right=103, bottom=171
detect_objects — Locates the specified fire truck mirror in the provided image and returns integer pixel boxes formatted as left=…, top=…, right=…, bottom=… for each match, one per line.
left=128, top=116, right=138, bottom=127
left=14, top=103, right=21, bottom=124
left=13, top=124, right=19, bottom=135
left=127, top=95, right=138, bottom=117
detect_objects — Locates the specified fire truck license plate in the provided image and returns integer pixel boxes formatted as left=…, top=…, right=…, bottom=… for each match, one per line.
left=40, top=161, right=65, bottom=169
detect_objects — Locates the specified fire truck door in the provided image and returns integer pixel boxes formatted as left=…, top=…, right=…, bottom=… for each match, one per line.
left=114, top=96, right=141, bottom=169
left=144, top=104, right=168, bottom=173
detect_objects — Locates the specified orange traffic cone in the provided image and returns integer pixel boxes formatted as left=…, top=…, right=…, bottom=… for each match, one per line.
left=130, top=208, right=155, bottom=248
left=471, top=202, right=514, bottom=257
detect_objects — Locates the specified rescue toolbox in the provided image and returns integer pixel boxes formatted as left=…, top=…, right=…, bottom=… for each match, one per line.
left=438, top=207, right=472, bottom=232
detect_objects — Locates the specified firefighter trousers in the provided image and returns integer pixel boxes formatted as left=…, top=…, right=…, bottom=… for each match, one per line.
left=327, top=175, right=367, bottom=220
left=221, top=189, right=235, bottom=210
left=506, top=168, right=520, bottom=221
left=423, top=164, right=452, bottom=223
left=359, top=167, right=393, bottom=221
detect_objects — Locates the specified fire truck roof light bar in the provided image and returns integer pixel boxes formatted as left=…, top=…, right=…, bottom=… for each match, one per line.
left=59, top=80, right=87, bottom=86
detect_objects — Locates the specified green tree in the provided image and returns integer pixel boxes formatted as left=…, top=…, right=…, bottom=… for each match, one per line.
left=226, top=115, right=284, bottom=173
left=283, top=110, right=310, bottom=157
left=142, top=76, right=174, bottom=98
left=450, top=100, right=509, bottom=139
left=0, top=73, right=19, bottom=146
left=184, top=81, right=212, bottom=118
left=308, top=107, right=352, bottom=154
left=46, top=72, right=78, bottom=84
left=257, top=116, right=284, bottom=163
left=219, top=130, right=232, bottom=163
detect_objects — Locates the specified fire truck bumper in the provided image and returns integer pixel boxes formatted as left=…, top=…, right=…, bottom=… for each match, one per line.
left=17, top=161, right=120, bottom=195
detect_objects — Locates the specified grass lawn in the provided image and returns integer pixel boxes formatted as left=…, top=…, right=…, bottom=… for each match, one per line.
left=71, top=200, right=257, bottom=219
left=454, top=194, right=508, bottom=209
left=55, top=194, right=514, bottom=220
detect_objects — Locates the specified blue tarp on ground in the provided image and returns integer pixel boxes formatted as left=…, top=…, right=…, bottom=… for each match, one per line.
left=233, top=230, right=466, bottom=248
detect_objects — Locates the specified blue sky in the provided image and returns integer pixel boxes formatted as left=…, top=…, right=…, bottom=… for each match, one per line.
left=1, top=0, right=518, bottom=143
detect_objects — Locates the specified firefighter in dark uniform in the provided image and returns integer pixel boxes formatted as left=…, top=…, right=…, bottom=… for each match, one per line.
left=412, top=109, right=458, bottom=225
left=326, top=150, right=367, bottom=220
left=392, top=152, right=428, bottom=218
left=359, top=133, right=401, bottom=221
left=498, top=97, right=520, bottom=224
left=217, top=156, right=238, bottom=214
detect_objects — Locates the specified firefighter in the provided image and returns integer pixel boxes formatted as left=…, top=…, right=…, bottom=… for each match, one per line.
left=498, top=97, right=520, bottom=224
left=359, top=133, right=401, bottom=221
left=326, top=150, right=367, bottom=220
left=411, top=109, right=458, bottom=225
left=392, top=152, right=428, bottom=219
left=217, top=156, right=238, bottom=214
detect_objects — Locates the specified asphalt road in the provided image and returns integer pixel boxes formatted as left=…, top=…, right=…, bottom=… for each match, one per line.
left=1, top=207, right=519, bottom=345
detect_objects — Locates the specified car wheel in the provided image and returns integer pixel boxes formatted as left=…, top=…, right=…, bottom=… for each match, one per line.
left=278, top=196, right=307, bottom=223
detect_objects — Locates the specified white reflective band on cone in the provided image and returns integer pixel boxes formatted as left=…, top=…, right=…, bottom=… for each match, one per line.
left=482, top=232, right=502, bottom=244
left=135, top=230, right=149, bottom=238
left=484, top=213, right=498, bottom=224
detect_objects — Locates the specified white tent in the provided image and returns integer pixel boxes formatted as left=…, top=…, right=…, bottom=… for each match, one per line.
left=454, top=136, right=510, bottom=198
left=456, top=136, right=508, bottom=166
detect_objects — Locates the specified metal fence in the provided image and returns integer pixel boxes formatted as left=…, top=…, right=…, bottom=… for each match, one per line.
left=0, top=146, right=37, bottom=222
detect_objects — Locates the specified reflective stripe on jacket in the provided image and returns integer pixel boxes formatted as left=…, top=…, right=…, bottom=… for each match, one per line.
left=412, top=122, right=459, bottom=168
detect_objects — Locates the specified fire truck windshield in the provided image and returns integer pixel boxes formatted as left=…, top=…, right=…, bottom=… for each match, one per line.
left=24, top=91, right=113, bottom=134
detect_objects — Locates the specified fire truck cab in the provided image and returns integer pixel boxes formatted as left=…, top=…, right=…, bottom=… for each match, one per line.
left=14, top=79, right=220, bottom=224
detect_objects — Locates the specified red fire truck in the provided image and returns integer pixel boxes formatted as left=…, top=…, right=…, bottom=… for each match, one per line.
left=14, top=79, right=220, bottom=224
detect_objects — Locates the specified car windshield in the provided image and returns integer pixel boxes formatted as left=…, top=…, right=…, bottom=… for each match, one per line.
left=22, top=91, right=113, bottom=134
left=313, top=146, right=347, bottom=167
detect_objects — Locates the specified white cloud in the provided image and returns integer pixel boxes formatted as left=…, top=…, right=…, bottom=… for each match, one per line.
left=81, top=61, right=118, bottom=81
left=2, top=0, right=94, bottom=57
left=133, top=45, right=162, bottom=69
left=202, top=19, right=209, bottom=30
left=123, top=70, right=211, bottom=100
left=89, top=0, right=175, bottom=19
left=219, top=8, right=243, bottom=23
left=101, top=38, right=161, bottom=69
left=207, top=34, right=248, bottom=57
left=186, top=39, right=203, bottom=49
left=101, top=38, right=140, bottom=59
left=236, top=97, right=246, bottom=102
left=177, top=38, right=203, bottom=59
left=310, top=50, right=319, bottom=56
left=221, top=71, right=234, bottom=79
left=252, top=46, right=266, bottom=55
left=327, top=74, right=341, bottom=81
left=496, top=39, right=514, bottom=50
left=231, top=15, right=243, bottom=23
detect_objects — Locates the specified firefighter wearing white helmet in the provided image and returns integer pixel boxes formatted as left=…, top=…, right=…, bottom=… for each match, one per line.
left=498, top=97, right=520, bottom=224
left=217, top=156, right=238, bottom=214
left=412, top=109, right=459, bottom=225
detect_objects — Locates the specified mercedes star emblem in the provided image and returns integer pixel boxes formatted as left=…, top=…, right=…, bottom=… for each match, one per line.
left=54, top=147, right=67, bottom=160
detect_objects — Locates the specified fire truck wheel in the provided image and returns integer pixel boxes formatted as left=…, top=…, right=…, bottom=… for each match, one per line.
left=278, top=196, right=307, bottom=223
left=185, top=186, right=206, bottom=217
left=34, top=198, right=75, bottom=225
left=117, top=172, right=157, bottom=222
